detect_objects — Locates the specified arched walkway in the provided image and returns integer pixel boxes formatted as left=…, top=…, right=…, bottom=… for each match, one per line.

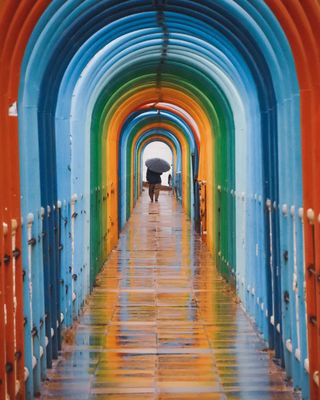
left=0, top=2, right=319, bottom=399
left=43, top=192, right=296, bottom=399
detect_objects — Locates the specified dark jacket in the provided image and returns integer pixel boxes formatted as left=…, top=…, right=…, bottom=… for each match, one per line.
left=146, top=168, right=162, bottom=184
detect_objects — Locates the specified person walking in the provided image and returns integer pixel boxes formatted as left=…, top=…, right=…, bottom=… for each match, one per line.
left=146, top=167, right=162, bottom=202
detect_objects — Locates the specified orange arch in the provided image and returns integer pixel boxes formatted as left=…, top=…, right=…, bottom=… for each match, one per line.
left=103, top=86, right=215, bottom=253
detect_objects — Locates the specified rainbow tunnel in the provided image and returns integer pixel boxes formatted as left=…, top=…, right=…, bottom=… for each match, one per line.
left=0, top=1, right=319, bottom=399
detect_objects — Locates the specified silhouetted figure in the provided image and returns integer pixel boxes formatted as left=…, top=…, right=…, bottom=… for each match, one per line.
left=146, top=168, right=162, bottom=202
left=168, top=173, right=172, bottom=187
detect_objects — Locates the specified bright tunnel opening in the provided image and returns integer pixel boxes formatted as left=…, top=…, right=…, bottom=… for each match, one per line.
left=142, top=141, right=173, bottom=187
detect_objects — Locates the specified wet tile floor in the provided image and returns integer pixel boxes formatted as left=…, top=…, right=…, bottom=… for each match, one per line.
left=42, top=192, right=300, bottom=399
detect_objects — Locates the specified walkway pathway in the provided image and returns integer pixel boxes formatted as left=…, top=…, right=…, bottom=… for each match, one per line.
left=42, top=192, right=299, bottom=399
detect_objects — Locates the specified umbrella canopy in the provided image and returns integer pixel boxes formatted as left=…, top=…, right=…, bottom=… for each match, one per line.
left=145, top=158, right=171, bottom=173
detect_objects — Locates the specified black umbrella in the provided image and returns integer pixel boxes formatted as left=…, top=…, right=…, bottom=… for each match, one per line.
left=145, top=158, right=171, bottom=173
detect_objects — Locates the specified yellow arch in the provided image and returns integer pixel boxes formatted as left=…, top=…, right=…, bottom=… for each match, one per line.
left=131, top=122, right=191, bottom=214
left=135, top=135, right=177, bottom=204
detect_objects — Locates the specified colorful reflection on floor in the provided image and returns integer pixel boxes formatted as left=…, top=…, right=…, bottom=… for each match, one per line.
left=42, top=192, right=299, bottom=399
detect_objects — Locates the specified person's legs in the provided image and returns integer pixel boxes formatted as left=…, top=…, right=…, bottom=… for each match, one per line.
left=149, top=184, right=155, bottom=202
left=154, top=184, right=160, bottom=201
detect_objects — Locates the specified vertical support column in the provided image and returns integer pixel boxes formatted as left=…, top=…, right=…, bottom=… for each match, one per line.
left=48, top=205, right=58, bottom=360
left=4, top=218, right=16, bottom=398
left=71, top=194, right=78, bottom=318
left=28, top=211, right=41, bottom=395
left=199, top=181, right=207, bottom=242
left=11, top=219, right=25, bottom=398
left=55, top=202, right=62, bottom=350
left=0, top=222, right=6, bottom=400
left=259, top=195, right=269, bottom=342
left=305, top=208, right=319, bottom=394
left=217, top=185, right=222, bottom=274
left=266, top=199, right=275, bottom=350
left=291, top=206, right=301, bottom=383
left=25, top=213, right=35, bottom=397
left=60, top=199, right=72, bottom=328
left=280, top=204, right=293, bottom=379
left=24, top=208, right=47, bottom=395
left=41, top=206, right=52, bottom=368
left=57, top=200, right=66, bottom=332
left=316, top=212, right=320, bottom=390
left=23, top=208, right=46, bottom=397
left=38, top=208, right=47, bottom=382
left=254, top=195, right=262, bottom=331
left=265, top=198, right=283, bottom=358
left=296, top=208, right=310, bottom=397
left=315, top=212, right=320, bottom=391
left=291, top=206, right=310, bottom=395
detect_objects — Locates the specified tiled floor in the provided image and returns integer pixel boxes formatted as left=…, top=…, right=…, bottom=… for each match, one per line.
left=42, top=192, right=299, bottom=399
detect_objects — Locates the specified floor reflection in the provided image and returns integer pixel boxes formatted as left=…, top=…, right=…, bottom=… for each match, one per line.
left=42, top=192, right=299, bottom=399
